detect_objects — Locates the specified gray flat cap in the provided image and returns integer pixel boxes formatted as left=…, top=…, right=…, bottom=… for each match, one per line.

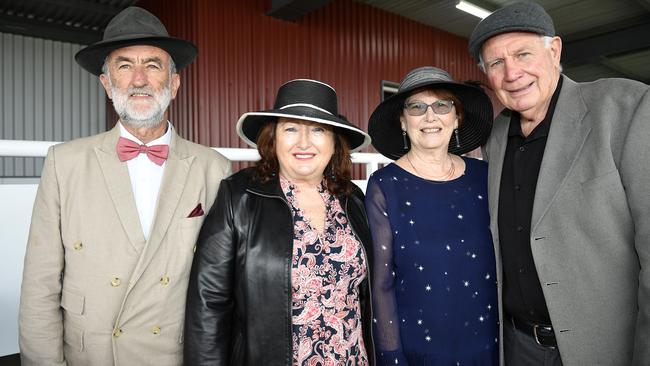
left=468, top=1, right=555, bottom=61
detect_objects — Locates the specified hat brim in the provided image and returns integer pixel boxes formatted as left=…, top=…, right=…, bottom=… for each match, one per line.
left=236, top=106, right=371, bottom=152
left=75, top=36, right=198, bottom=76
left=368, top=81, right=493, bottom=159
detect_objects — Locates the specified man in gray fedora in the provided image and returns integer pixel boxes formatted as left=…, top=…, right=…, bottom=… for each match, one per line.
left=468, top=2, right=650, bottom=365
left=19, top=7, right=230, bottom=365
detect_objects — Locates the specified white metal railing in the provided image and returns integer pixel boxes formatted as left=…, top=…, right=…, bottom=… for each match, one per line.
left=0, top=138, right=392, bottom=357
left=0, top=139, right=393, bottom=178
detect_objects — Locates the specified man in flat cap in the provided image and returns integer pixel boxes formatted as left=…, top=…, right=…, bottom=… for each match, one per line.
left=19, top=7, right=230, bottom=365
left=469, top=2, right=650, bottom=365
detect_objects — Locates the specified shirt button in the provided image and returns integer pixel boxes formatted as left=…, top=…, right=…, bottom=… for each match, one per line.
left=516, top=226, right=523, bottom=232
left=112, top=328, right=123, bottom=337
left=518, top=268, right=525, bottom=274
left=160, top=275, right=170, bottom=286
left=519, top=146, right=525, bottom=152
left=73, top=241, right=83, bottom=250
left=514, top=185, right=521, bottom=191
left=151, top=326, right=161, bottom=335
left=111, top=276, right=121, bottom=287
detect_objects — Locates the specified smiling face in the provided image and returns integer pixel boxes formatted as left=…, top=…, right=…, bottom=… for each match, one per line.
left=275, top=118, right=335, bottom=185
left=400, top=89, right=459, bottom=154
left=481, top=32, right=561, bottom=122
left=100, top=45, right=180, bottom=129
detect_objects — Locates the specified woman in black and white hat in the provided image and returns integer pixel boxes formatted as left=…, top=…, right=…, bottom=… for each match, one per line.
left=184, top=79, right=375, bottom=365
left=365, top=66, right=498, bottom=365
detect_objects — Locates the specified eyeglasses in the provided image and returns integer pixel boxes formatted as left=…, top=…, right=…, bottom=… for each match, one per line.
left=404, top=100, right=454, bottom=116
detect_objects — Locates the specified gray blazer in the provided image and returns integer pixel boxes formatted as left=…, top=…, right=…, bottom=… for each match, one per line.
left=485, top=75, right=650, bottom=366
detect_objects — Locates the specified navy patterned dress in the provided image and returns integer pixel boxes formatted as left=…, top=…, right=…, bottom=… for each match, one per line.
left=365, top=157, right=498, bottom=365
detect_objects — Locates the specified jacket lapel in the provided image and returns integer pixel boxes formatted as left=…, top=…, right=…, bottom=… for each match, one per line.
left=128, top=131, right=194, bottom=287
left=531, top=76, right=591, bottom=230
left=94, top=125, right=146, bottom=251
left=487, top=111, right=510, bottom=240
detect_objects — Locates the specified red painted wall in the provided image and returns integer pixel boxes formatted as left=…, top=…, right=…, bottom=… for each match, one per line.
left=133, top=0, right=490, bottom=173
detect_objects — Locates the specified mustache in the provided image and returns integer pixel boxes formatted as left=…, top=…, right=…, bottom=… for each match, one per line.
left=127, top=87, right=155, bottom=97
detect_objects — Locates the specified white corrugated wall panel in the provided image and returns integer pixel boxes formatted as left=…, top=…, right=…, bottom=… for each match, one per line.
left=0, top=32, right=106, bottom=178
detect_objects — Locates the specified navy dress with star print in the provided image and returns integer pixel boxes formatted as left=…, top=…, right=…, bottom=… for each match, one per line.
left=366, top=157, right=498, bottom=365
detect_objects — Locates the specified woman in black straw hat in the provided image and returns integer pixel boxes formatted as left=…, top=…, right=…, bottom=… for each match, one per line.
left=365, top=66, right=497, bottom=365
left=184, top=79, right=375, bottom=365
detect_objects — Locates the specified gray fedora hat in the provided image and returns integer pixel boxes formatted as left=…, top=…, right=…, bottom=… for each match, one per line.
left=368, top=66, right=493, bottom=159
left=75, top=7, right=197, bottom=76
left=236, top=79, right=371, bottom=152
left=468, top=2, right=555, bottom=61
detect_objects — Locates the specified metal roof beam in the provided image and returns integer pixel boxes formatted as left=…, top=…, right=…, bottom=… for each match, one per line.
left=562, top=21, right=650, bottom=67
left=25, top=0, right=125, bottom=16
left=266, top=0, right=331, bottom=21
left=0, top=14, right=101, bottom=44
left=597, top=56, right=650, bottom=84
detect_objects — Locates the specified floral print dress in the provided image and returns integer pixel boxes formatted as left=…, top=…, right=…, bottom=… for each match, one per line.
left=281, top=176, right=369, bottom=366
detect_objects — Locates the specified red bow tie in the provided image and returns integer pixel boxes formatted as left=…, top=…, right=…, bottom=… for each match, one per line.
left=116, top=137, right=169, bottom=166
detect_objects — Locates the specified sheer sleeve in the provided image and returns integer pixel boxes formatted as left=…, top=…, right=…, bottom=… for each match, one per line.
left=365, top=176, right=409, bottom=365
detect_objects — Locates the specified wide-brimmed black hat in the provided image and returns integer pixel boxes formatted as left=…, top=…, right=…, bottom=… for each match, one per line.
left=368, top=66, right=492, bottom=159
left=75, top=7, right=197, bottom=76
left=236, top=79, right=371, bottom=152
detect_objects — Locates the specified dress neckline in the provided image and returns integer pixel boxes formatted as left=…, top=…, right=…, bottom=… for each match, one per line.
left=390, top=156, right=469, bottom=184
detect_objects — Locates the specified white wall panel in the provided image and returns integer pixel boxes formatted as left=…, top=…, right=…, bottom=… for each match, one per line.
left=0, top=32, right=106, bottom=177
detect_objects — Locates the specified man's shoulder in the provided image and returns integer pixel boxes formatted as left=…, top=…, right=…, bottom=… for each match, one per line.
left=573, top=77, right=649, bottom=99
left=50, top=130, right=112, bottom=156
left=174, top=136, right=229, bottom=165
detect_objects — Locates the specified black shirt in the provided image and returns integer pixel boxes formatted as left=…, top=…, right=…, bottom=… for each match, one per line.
left=498, top=77, right=563, bottom=324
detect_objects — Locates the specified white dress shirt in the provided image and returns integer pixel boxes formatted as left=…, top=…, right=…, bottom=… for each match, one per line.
left=118, top=122, right=172, bottom=240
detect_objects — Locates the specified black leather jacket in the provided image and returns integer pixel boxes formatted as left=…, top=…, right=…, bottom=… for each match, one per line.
left=184, top=167, right=375, bottom=365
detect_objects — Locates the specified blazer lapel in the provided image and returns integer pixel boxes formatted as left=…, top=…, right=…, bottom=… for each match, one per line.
left=128, top=131, right=194, bottom=287
left=531, top=76, right=591, bottom=230
left=487, top=111, right=510, bottom=240
left=94, top=125, right=146, bottom=251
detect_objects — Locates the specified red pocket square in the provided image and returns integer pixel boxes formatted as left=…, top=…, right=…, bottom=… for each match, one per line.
left=188, top=203, right=204, bottom=218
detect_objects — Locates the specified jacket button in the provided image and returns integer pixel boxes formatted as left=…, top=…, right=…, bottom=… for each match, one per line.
left=111, top=276, right=121, bottom=287
left=151, top=326, right=161, bottom=335
left=74, top=241, right=83, bottom=250
left=112, top=328, right=123, bottom=337
left=160, top=275, right=170, bottom=286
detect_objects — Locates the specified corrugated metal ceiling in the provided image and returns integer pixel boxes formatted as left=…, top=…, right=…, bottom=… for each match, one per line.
left=0, top=0, right=137, bottom=44
left=356, top=0, right=650, bottom=83
left=1, top=0, right=648, bottom=83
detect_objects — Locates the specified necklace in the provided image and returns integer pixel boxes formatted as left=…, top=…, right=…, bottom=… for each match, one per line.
left=406, top=152, right=456, bottom=181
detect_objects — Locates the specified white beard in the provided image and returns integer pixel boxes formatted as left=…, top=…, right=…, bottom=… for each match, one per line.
left=110, top=82, right=172, bottom=130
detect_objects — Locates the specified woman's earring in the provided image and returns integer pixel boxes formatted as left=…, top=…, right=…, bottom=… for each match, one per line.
left=454, top=128, right=461, bottom=148
left=402, top=130, right=409, bottom=150
left=329, top=165, right=336, bottom=181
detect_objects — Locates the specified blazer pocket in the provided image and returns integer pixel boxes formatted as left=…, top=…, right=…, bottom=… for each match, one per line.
left=63, top=323, right=84, bottom=352
left=61, top=288, right=85, bottom=315
left=580, top=169, right=619, bottom=192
